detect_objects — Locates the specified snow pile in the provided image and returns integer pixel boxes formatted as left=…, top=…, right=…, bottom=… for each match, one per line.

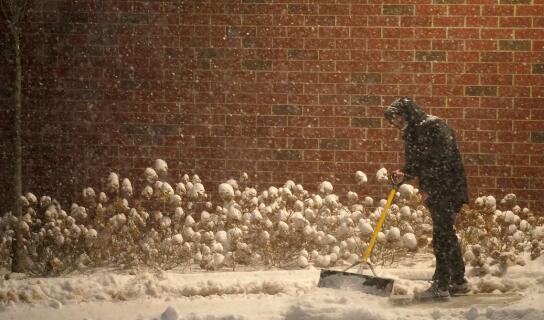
left=0, top=269, right=317, bottom=306
left=177, top=315, right=243, bottom=320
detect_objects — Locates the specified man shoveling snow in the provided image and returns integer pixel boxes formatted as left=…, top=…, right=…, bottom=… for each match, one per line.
left=385, top=97, right=470, bottom=301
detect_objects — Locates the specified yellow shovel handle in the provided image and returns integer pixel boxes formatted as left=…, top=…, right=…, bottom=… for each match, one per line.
left=361, top=187, right=397, bottom=262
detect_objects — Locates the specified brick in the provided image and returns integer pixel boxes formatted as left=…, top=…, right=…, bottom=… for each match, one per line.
left=272, top=149, right=303, bottom=161
left=368, top=39, right=399, bottom=50
left=119, top=13, right=148, bottom=24
left=319, top=73, right=350, bottom=84
left=196, top=48, right=225, bottom=59
left=415, top=5, right=447, bottom=15
left=499, top=0, right=531, bottom=3
left=515, top=120, right=544, bottom=131
left=120, top=124, right=149, bottom=135
left=319, top=4, right=350, bottom=15
left=466, top=40, right=497, bottom=51
left=383, top=51, right=414, bottom=62
left=212, top=15, right=241, bottom=26
left=516, top=29, right=544, bottom=40
left=368, top=84, right=400, bottom=95
left=383, top=27, right=415, bottom=38
left=465, top=63, right=497, bottom=73
left=463, top=130, right=496, bottom=141
left=383, top=5, right=414, bottom=15
left=304, top=150, right=334, bottom=161
left=415, top=51, right=446, bottom=61
left=497, top=178, right=529, bottom=189
left=434, top=17, right=465, bottom=27
left=533, top=64, right=544, bottom=74
left=288, top=26, right=318, bottom=38
left=482, top=5, right=514, bottom=16
left=480, top=141, right=513, bottom=154
left=517, top=5, right=544, bottom=16
left=449, top=5, right=481, bottom=16
left=464, top=154, right=496, bottom=165
left=319, top=94, right=350, bottom=105
left=481, top=74, right=513, bottom=86
left=433, top=62, right=464, bottom=73
left=351, top=73, right=382, bottom=84
left=499, top=40, right=531, bottom=51
left=245, top=15, right=274, bottom=26
left=226, top=26, right=256, bottom=37
left=482, top=52, right=513, bottom=62
left=319, top=27, right=349, bottom=39
left=416, top=74, right=447, bottom=85
left=480, top=165, right=513, bottom=177
left=401, top=16, right=432, bottom=27
left=242, top=59, right=272, bottom=70
left=351, top=117, right=382, bottom=128
left=152, top=125, right=178, bottom=136
left=467, top=17, right=498, bottom=28
left=335, top=106, right=365, bottom=117
left=399, top=62, right=431, bottom=73
left=337, top=16, right=369, bottom=27
left=305, top=16, right=335, bottom=26
left=531, top=132, right=544, bottom=143
left=351, top=95, right=382, bottom=105
left=319, top=139, right=350, bottom=150
left=352, top=27, right=382, bottom=38
left=287, top=4, right=317, bottom=15
left=243, top=37, right=271, bottom=48
left=464, top=108, right=497, bottom=119
left=500, top=17, right=532, bottom=28
left=274, top=15, right=304, bottom=27
left=433, top=0, right=464, bottom=3
left=272, top=105, right=302, bottom=116
left=352, top=5, right=382, bottom=15
left=515, top=75, right=544, bottom=86
left=287, top=49, right=318, bottom=60
left=448, top=28, right=480, bottom=39
left=304, top=38, right=335, bottom=50
left=320, top=50, right=350, bottom=61
left=465, top=86, right=498, bottom=96
left=415, top=28, right=447, bottom=39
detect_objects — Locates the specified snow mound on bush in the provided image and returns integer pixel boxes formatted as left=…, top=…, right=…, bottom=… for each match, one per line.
left=376, top=168, right=388, bottom=183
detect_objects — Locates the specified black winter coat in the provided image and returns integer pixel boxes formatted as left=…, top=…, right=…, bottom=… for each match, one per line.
left=401, top=108, right=469, bottom=208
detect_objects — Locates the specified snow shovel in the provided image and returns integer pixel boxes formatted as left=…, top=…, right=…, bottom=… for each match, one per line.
left=317, top=175, right=404, bottom=296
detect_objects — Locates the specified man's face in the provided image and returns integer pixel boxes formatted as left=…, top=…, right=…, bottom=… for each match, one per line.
left=389, top=114, right=408, bottom=130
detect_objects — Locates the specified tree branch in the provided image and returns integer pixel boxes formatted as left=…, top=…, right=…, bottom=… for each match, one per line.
left=1, top=0, right=31, bottom=26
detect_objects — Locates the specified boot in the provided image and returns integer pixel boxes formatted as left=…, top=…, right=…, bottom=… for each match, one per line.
left=449, top=278, right=470, bottom=295
left=414, top=282, right=450, bottom=301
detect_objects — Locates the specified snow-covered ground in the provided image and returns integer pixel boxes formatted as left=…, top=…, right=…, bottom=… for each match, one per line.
left=2, top=254, right=544, bottom=320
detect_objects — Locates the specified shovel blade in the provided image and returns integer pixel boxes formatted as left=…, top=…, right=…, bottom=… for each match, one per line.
left=317, top=269, right=394, bottom=297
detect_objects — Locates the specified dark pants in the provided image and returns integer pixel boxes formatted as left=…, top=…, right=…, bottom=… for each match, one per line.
left=426, top=199, right=465, bottom=289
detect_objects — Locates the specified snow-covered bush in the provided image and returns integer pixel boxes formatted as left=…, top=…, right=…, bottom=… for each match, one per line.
left=0, top=196, right=96, bottom=275
left=457, top=194, right=544, bottom=277
left=1, top=163, right=543, bottom=278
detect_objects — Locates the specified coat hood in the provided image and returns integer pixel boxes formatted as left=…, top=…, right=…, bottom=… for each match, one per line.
left=384, top=97, right=427, bottom=126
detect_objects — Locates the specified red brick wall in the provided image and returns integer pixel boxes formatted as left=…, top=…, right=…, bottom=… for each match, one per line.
left=1, top=0, right=544, bottom=210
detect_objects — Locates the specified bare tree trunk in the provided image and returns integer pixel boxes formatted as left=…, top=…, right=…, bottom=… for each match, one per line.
left=1, top=0, right=30, bottom=273
left=13, top=27, right=22, bottom=211
left=11, top=25, right=25, bottom=273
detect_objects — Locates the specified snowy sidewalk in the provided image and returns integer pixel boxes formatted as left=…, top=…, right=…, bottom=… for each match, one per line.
left=1, top=255, right=544, bottom=320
